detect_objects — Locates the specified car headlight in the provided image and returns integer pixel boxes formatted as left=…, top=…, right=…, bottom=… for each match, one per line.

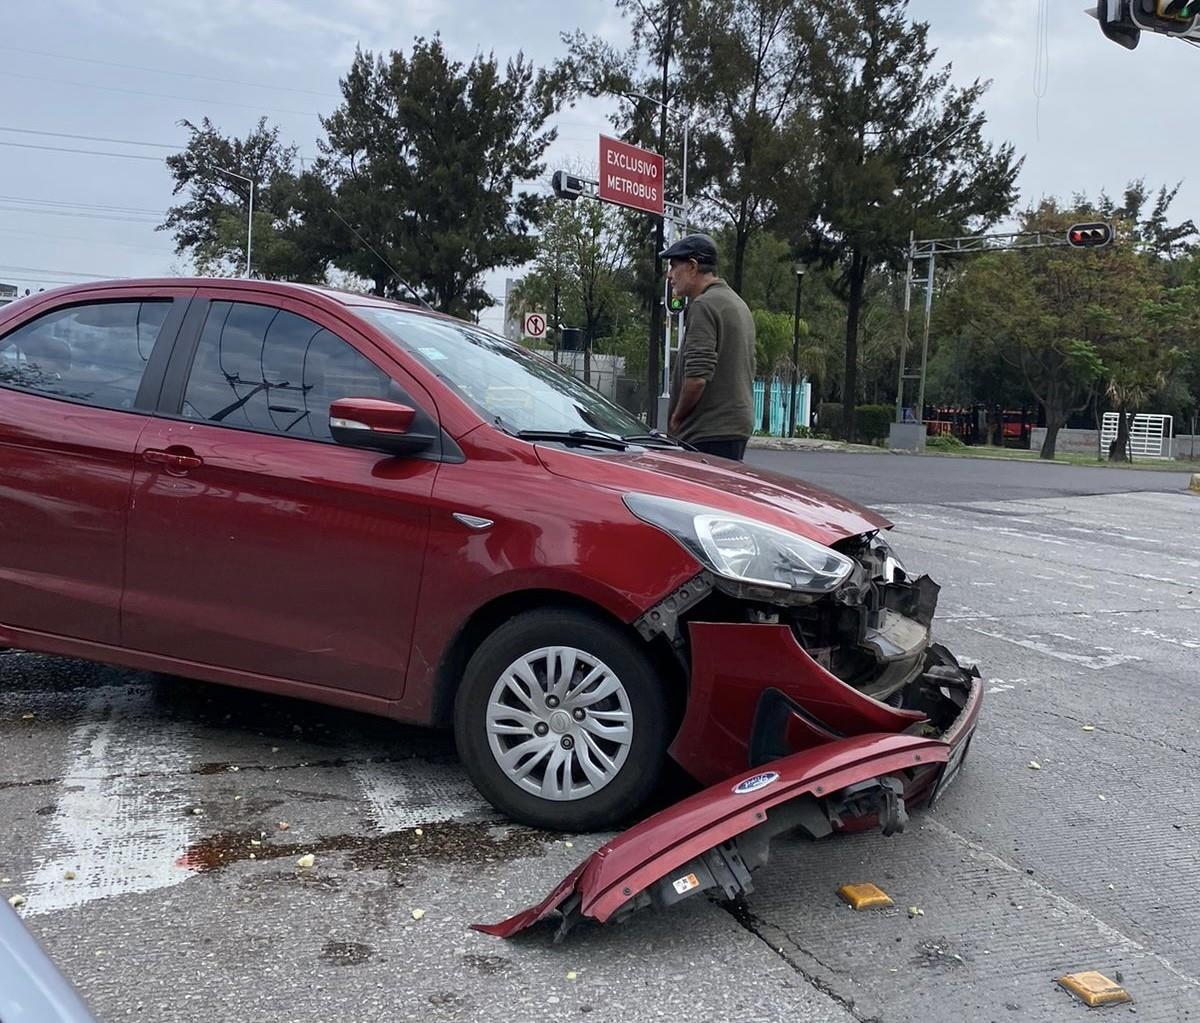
left=624, top=493, right=854, bottom=594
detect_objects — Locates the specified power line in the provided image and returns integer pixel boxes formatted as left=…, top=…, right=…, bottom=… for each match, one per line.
left=0, top=44, right=339, bottom=99
left=0, top=140, right=165, bottom=162
left=0, top=264, right=120, bottom=279
left=0, top=125, right=182, bottom=149
left=0, top=227, right=175, bottom=253
left=0, top=205, right=162, bottom=225
left=0, top=194, right=167, bottom=215
left=0, top=70, right=320, bottom=118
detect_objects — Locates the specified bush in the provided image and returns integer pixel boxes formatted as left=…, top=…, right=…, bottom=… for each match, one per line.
left=926, top=433, right=966, bottom=451
left=817, top=402, right=843, bottom=437
left=855, top=405, right=893, bottom=444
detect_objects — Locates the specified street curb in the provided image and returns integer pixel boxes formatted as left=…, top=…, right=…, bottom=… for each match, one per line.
left=747, top=437, right=893, bottom=455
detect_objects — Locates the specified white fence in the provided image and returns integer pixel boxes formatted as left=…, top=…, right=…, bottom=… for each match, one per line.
left=1100, top=413, right=1173, bottom=460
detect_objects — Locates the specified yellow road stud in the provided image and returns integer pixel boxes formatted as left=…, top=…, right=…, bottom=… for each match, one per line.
left=837, top=883, right=894, bottom=910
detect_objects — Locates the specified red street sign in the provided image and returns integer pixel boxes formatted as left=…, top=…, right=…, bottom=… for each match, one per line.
left=598, top=135, right=664, bottom=216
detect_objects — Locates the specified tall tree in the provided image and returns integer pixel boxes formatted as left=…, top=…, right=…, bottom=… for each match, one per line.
left=161, top=118, right=327, bottom=281
left=320, top=38, right=556, bottom=316
left=679, top=0, right=813, bottom=292
left=797, top=0, right=1020, bottom=441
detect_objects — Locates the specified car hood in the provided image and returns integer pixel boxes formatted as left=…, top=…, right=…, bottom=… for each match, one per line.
left=535, top=445, right=890, bottom=546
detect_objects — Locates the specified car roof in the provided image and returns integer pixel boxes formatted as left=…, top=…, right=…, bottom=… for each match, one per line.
left=22, top=277, right=427, bottom=313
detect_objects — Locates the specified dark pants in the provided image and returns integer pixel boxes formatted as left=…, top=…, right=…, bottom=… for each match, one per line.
left=691, top=437, right=748, bottom=461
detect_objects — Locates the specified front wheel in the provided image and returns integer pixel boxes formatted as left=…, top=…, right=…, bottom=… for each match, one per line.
left=453, top=609, right=669, bottom=831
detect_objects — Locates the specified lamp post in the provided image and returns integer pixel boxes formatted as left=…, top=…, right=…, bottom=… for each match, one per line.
left=216, top=166, right=254, bottom=277
left=788, top=264, right=806, bottom=437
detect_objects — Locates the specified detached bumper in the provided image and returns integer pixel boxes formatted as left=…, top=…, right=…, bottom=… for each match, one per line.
left=475, top=643, right=983, bottom=940
left=474, top=732, right=953, bottom=940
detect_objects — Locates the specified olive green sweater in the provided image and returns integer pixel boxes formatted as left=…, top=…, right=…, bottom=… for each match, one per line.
left=669, top=279, right=756, bottom=443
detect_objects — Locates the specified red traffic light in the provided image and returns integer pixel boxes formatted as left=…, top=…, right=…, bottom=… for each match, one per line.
left=1066, top=223, right=1113, bottom=249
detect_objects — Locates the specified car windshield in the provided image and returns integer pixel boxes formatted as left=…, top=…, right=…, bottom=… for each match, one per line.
left=358, top=307, right=647, bottom=438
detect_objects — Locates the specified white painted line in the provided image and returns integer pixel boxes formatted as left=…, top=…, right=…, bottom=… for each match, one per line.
left=350, top=758, right=498, bottom=832
left=963, top=626, right=1142, bottom=670
left=23, top=687, right=197, bottom=916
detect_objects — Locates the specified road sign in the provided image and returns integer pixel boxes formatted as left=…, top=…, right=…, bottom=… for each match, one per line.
left=523, top=312, right=547, bottom=339
left=598, top=135, right=664, bottom=216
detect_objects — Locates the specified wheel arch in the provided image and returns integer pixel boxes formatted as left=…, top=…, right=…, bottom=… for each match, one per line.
left=430, top=589, right=685, bottom=729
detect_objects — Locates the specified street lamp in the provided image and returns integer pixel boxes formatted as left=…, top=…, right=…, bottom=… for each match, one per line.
left=215, top=166, right=254, bottom=277
left=788, top=264, right=806, bottom=437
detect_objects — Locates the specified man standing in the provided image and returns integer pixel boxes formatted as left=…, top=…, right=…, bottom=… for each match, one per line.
left=661, top=234, right=756, bottom=461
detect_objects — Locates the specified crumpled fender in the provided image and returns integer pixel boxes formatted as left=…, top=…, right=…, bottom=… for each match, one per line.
left=474, top=731, right=950, bottom=939
left=669, top=623, right=927, bottom=786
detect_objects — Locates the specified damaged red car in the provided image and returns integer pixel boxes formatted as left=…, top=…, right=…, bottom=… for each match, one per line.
left=0, top=280, right=980, bottom=915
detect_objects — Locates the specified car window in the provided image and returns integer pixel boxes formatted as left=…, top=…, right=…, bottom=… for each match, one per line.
left=181, top=301, right=410, bottom=441
left=358, top=307, right=647, bottom=437
left=0, top=300, right=171, bottom=410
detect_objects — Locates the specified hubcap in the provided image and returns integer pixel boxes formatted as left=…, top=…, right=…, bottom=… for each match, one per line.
left=485, top=646, right=634, bottom=802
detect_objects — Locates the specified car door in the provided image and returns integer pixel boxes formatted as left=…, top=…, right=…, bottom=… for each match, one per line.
left=0, top=289, right=189, bottom=645
left=120, top=290, right=439, bottom=700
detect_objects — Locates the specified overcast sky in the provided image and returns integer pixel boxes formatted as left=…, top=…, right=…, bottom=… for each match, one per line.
left=2, top=0, right=1196, bottom=331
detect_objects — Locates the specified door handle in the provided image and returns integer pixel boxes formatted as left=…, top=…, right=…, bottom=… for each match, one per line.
left=143, top=447, right=203, bottom=473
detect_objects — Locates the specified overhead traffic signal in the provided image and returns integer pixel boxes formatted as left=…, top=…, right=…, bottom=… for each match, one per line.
left=1066, top=223, right=1114, bottom=249
left=551, top=171, right=586, bottom=201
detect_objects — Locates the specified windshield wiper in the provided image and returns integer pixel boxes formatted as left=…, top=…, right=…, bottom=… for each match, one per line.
left=622, top=431, right=689, bottom=449
left=515, top=428, right=628, bottom=450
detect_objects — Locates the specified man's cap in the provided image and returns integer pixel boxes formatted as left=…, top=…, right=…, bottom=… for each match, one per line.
left=659, top=233, right=719, bottom=264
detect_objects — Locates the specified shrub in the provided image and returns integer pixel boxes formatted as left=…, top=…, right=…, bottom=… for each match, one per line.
left=855, top=405, right=893, bottom=444
left=926, top=433, right=967, bottom=451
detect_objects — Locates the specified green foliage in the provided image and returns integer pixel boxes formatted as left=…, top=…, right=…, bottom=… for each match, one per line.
left=855, top=404, right=893, bottom=443
left=926, top=433, right=966, bottom=450
left=795, top=0, right=1021, bottom=440
left=162, top=38, right=557, bottom=318
left=817, top=401, right=843, bottom=435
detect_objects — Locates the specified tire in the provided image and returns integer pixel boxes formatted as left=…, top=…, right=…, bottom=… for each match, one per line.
left=453, top=608, right=669, bottom=831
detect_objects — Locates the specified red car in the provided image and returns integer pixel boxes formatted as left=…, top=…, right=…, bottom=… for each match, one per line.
left=0, top=279, right=980, bottom=928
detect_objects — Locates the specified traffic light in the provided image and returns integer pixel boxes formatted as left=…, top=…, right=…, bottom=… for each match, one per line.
left=1157, top=0, right=1200, bottom=19
left=667, top=294, right=685, bottom=313
left=1066, top=223, right=1114, bottom=248
left=551, top=171, right=586, bottom=201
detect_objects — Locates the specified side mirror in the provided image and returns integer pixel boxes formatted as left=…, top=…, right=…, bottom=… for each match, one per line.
left=329, top=397, right=437, bottom=456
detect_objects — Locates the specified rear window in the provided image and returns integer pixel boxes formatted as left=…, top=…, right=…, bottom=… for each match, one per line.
left=0, top=300, right=170, bottom=410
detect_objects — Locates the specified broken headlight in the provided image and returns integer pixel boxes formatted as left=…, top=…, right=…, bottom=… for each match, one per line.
left=624, top=493, right=855, bottom=594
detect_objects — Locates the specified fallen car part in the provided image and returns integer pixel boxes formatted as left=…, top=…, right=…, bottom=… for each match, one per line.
left=473, top=727, right=966, bottom=941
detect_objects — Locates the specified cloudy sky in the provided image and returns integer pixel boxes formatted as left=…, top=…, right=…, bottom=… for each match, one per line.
left=2, top=0, right=1196, bottom=330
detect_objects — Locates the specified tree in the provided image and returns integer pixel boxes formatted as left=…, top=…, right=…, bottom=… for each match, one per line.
left=161, top=118, right=327, bottom=281
left=679, top=0, right=814, bottom=292
left=509, top=197, right=637, bottom=382
left=319, top=38, right=556, bottom=316
left=947, top=200, right=1189, bottom=459
left=796, top=0, right=1020, bottom=441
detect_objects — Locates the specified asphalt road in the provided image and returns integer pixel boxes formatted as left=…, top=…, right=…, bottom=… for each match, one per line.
left=2, top=455, right=1197, bottom=1022
left=745, top=449, right=1197, bottom=506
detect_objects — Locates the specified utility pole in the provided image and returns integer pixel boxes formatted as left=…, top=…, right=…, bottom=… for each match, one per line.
left=788, top=265, right=806, bottom=437
left=646, top=0, right=677, bottom=427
